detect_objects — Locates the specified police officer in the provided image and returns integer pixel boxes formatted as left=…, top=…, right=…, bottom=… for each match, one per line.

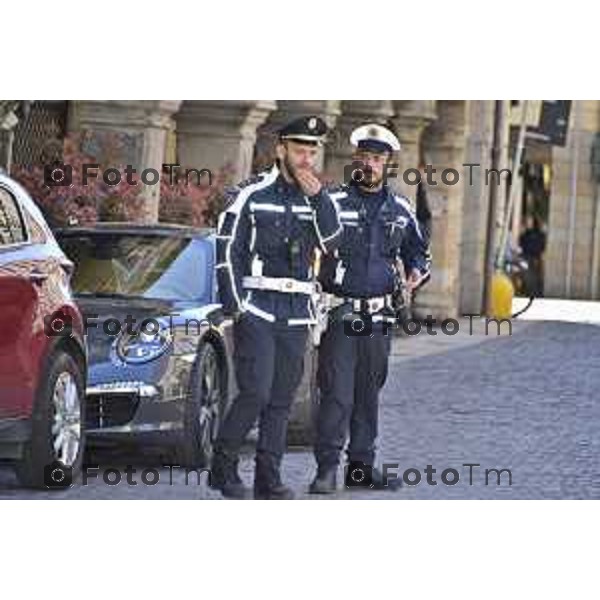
left=211, top=116, right=342, bottom=499
left=309, top=123, right=431, bottom=494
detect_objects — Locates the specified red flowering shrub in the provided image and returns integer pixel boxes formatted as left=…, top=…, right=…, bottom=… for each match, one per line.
left=10, top=134, right=144, bottom=227
left=158, top=163, right=235, bottom=228
left=11, top=132, right=236, bottom=229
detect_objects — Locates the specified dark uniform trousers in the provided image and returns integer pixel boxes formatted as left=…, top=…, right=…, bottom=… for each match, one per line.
left=217, top=313, right=308, bottom=485
left=315, top=310, right=391, bottom=469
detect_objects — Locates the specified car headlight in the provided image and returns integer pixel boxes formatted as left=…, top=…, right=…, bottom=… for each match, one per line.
left=113, top=323, right=173, bottom=364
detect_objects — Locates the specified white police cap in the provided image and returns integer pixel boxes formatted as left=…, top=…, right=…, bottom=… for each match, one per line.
left=350, top=123, right=401, bottom=153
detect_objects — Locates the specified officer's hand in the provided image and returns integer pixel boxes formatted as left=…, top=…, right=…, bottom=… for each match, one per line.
left=295, top=169, right=322, bottom=197
left=405, top=269, right=422, bottom=292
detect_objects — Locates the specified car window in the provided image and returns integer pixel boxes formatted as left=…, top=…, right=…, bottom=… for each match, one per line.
left=0, top=187, right=27, bottom=246
left=57, top=233, right=211, bottom=302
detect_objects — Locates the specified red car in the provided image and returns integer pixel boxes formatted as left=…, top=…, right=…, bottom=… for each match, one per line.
left=0, top=172, right=87, bottom=488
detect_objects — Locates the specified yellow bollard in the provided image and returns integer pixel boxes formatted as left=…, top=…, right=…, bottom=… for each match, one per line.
left=490, top=270, right=514, bottom=319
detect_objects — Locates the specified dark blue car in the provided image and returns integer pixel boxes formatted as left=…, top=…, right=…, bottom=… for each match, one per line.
left=55, top=223, right=316, bottom=467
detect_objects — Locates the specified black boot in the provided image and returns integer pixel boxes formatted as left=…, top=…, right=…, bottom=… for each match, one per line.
left=369, top=466, right=403, bottom=490
left=344, top=462, right=403, bottom=491
left=254, top=453, right=295, bottom=500
left=254, top=481, right=295, bottom=500
left=209, top=449, right=251, bottom=499
left=309, top=466, right=338, bottom=495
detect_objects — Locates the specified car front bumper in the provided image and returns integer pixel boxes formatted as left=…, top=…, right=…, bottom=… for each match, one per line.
left=84, top=353, right=197, bottom=444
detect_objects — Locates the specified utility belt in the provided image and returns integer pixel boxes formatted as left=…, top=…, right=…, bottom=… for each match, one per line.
left=329, top=294, right=394, bottom=315
left=242, top=275, right=326, bottom=344
left=242, top=275, right=317, bottom=296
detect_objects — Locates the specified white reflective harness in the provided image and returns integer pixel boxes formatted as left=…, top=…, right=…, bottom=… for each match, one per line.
left=242, top=275, right=317, bottom=295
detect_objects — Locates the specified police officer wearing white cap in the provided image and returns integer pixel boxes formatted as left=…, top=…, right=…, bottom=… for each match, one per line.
left=211, top=116, right=342, bottom=499
left=309, top=123, right=431, bottom=493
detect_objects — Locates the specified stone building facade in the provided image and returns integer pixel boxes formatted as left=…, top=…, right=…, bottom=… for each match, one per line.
left=2, top=100, right=599, bottom=318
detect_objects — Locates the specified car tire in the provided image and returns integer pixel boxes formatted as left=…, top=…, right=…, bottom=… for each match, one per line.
left=15, top=349, right=85, bottom=489
left=286, top=345, right=319, bottom=447
left=287, top=390, right=319, bottom=446
left=177, top=343, right=224, bottom=468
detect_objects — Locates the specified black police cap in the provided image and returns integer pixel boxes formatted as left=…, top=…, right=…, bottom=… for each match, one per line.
left=278, top=116, right=328, bottom=145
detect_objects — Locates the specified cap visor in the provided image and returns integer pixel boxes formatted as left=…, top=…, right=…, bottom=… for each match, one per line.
left=280, top=134, right=324, bottom=145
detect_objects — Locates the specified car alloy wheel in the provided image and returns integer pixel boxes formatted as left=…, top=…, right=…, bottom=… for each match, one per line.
left=51, top=371, right=82, bottom=467
left=197, top=345, right=222, bottom=458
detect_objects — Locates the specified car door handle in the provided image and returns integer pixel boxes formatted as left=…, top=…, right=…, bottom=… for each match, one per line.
left=29, top=271, right=49, bottom=285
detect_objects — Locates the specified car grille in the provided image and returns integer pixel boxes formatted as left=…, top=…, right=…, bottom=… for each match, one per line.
left=86, top=393, right=140, bottom=429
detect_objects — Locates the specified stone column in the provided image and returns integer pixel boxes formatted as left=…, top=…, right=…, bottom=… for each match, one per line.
left=175, top=101, right=276, bottom=182
left=545, top=100, right=600, bottom=299
left=458, top=101, right=495, bottom=315
left=255, top=101, right=341, bottom=172
left=0, top=101, right=21, bottom=172
left=388, top=100, right=437, bottom=197
left=418, top=101, right=469, bottom=319
left=324, top=101, right=395, bottom=181
left=68, top=100, right=181, bottom=223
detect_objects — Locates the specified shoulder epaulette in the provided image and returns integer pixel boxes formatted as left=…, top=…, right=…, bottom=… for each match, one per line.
left=222, top=168, right=275, bottom=212
left=236, top=172, right=265, bottom=190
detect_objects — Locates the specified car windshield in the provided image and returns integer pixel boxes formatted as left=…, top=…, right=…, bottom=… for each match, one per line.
left=57, top=232, right=212, bottom=302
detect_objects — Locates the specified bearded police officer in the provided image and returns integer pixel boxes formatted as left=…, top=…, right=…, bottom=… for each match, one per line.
left=211, top=116, right=342, bottom=499
left=309, top=123, right=431, bottom=494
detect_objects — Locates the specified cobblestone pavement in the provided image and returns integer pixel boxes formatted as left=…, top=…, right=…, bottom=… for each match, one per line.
left=1, top=316, right=598, bottom=499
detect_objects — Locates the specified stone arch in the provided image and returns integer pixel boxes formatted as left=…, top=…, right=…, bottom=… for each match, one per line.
left=174, top=101, right=276, bottom=182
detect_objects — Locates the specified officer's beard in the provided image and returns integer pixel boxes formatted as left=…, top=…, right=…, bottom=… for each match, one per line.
left=281, top=154, right=303, bottom=189
left=357, top=173, right=384, bottom=192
